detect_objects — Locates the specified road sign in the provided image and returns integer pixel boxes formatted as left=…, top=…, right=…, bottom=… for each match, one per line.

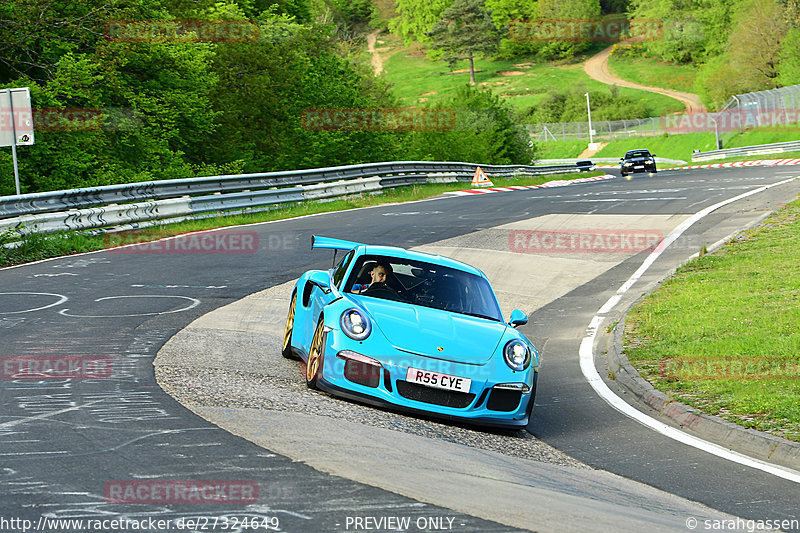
left=1, top=87, right=34, bottom=195
left=1, top=88, right=34, bottom=147
left=471, top=167, right=493, bottom=187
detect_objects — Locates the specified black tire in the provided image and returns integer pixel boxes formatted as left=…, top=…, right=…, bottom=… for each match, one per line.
left=282, top=292, right=298, bottom=359
left=306, top=315, right=325, bottom=389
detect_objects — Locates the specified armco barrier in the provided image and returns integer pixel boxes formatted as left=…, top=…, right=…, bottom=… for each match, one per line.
left=0, top=161, right=580, bottom=235
left=692, top=140, right=800, bottom=162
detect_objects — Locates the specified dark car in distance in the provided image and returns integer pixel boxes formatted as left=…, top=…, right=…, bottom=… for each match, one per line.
left=620, top=149, right=657, bottom=177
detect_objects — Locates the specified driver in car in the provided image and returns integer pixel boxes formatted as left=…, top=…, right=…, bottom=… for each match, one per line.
left=352, top=262, right=392, bottom=294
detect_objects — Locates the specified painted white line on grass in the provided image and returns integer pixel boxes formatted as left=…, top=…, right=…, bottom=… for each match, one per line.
left=580, top=176, right=800, bottom=483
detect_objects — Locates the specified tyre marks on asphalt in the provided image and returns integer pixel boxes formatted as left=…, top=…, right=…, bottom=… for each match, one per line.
left=1, top=259, right=523, bottom=532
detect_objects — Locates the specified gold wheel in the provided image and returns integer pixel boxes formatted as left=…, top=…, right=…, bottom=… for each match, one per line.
left=306, top=317, right=325, bottom=389
left=282, top=293, right=297, bottom=359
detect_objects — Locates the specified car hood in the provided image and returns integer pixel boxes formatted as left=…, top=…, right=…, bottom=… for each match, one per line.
left=624, top=156, right=653, bottom=163
left=353, top=296, right=507, bottom=365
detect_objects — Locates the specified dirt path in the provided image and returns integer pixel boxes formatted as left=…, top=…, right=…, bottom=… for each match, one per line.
left=584, top=44, right=706, bottom=114
left=578, top=142, right=607, bottom=158
left=367, top=29, right=384, bottom=76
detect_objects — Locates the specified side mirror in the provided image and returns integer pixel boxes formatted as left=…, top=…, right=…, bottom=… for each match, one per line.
left=508, top=309, right=528, bottom=327
left=651, top=153, right=657, bottom=157
left=308, top=270, right=332, bottom=294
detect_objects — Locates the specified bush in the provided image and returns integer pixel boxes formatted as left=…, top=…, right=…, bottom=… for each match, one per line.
left=610, top=43, right=646, bottom=59
left=522, top=84, right=649, bottom=124
left=407, top=85, right=535, bottom=164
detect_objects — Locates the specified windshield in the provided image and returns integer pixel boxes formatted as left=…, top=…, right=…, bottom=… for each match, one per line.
left=345, top=255, right=504, bottom=322
left=626, top=150, right=651, bottom=158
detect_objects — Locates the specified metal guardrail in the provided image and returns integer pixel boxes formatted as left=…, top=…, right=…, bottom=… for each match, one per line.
left=537, top=157, right=689, bottom=166
left=0, top=161, right=580, bottom=235
left=691, top=140, right=800, bottom=162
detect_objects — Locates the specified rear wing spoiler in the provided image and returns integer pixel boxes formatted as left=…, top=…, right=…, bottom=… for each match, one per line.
left=311, top=235, right=362, bottom=251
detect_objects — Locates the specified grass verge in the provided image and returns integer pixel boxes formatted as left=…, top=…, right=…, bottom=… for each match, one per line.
left=378, top=34, right=684, bottom=117
left=593, top=133, right=714, bottom=162
left=0, top=171, right=600, bottom=268
left=623, top=198, right=800, bottom=442
left=607, top=54, right=698, bottom=93
left=537, top=127, right=800, bottom=162
left=535, top=140, right=592, bottom=160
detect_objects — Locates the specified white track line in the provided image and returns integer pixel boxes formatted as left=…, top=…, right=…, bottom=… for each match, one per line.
left=0, top=400, right=106, bottom=429
left=580, top=176, right=800, bottom=483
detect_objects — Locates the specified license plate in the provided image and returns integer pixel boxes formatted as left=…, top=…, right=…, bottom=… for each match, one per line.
left=406, top=367, right=471, bottom=393
left=634, top=165, right=644, bottom=169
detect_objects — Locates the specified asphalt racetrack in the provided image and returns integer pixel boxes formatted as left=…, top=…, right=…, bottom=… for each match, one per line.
left=1, top=166, right=799, bottom=532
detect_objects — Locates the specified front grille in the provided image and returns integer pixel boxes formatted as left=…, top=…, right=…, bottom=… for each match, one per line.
left=396, top=380, right=475, bottom=408
left=486, top=388, right=522, bottom=412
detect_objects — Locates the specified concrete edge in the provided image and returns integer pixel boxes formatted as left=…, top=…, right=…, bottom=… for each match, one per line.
left=596, top=212, right=800, bottom=471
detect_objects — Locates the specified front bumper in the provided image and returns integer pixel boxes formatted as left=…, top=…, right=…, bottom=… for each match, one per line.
left=621, top=161, right=656, bottom=174
left=316, top=332, right=537, bottom=429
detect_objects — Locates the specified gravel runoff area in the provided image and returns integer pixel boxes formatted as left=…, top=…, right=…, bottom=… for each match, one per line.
left=154, top=279, right=585, bottom=468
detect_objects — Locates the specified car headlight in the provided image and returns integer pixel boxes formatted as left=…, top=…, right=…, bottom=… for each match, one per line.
left=340, top=308, right=371, bottom=341
left=503, top=340, right=530, bottom=371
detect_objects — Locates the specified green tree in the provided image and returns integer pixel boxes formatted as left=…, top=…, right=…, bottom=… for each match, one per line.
left=537, top=0, right=601, bottom=18
left=694, top=54, right=754, bottom=110
left=628, top=0, right=733, bottom=64
left=426, top=0, right=502, bottom=85
left=534, top=0, right=601, bottom=59
left=778, top=27, right=800, bottom=85
left=521, top=84, right=648, bottom=123
left=208, top=15, right=404, bottom=172
left=388, top=0, right=452, bottom=44
left=728, top=0, right=788, bottom=87
left=0, top=0, right=223, bottom=194
left=484, top=0, right=536, bottom=28
left=695, top=0, right=791, bottom=109
left=408, top=85, right=534, bottom=164
left=0, top=0, right=411, bottom=195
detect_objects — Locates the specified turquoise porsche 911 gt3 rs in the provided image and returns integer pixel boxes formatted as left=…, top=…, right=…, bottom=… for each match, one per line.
left=282, top=236, right=539, bottom=429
